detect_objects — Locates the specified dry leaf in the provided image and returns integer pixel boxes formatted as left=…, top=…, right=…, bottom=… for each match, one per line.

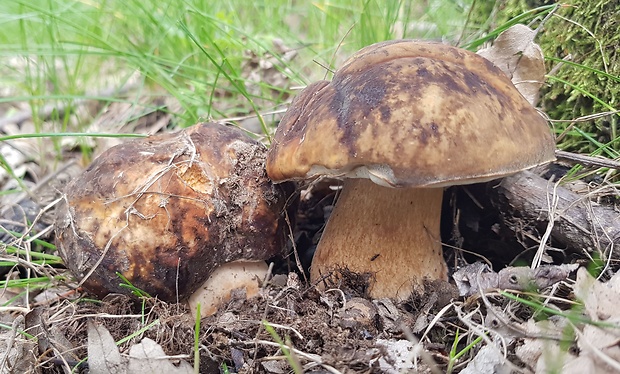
left=0, top=316, right=37, bottom=374
left=460, top=344, right=511, bottom=374
left=512, top=317, right=574, bottom=373
left=127, top=338, right=193, bottom=374
left=375, top=339, right=416, bottom=373
left=261, top=360, right=288, bottom=373
left=87, top=321, right=124, bottom=374
left=514, top=269, right=620, bottom=372
left=477, top=24, right=545, bottom=105
left=48, top=324, right=80, bottom=370
left=373, top=299, right=401, bottom=332
left=452, top=262, right=578, bottom=297
left=572, top=268, right=620, bottom=371
left=574, top=267, right=620, bottom=321
left=87, top=322, right=193, bottom=374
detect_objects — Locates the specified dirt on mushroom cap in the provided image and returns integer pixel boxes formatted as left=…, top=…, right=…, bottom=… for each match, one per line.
left=55, top=122, right=293, bottom=302
left=266, top=40, right=556, bottom=187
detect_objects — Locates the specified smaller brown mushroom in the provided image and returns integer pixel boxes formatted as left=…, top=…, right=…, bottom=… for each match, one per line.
left=55, top=123, right=293, bottom=316
left=266, top=40, right=556, bottom=300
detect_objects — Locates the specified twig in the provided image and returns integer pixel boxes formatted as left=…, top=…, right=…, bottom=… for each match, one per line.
left=531, top=177, right=559, bottom=269
left=555, top=150, right=620, bottom=170
left=284, top=194, right=307, bottom=283
left=254, top=321, right=304, bottom=340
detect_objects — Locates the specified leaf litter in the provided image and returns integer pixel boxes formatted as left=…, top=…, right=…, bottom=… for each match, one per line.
left=87, top=321, right=193, bottom=374
left=0, top=27, right=619, bottom=373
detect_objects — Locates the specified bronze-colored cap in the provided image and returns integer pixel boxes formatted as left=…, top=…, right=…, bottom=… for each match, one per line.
left=267, top=40, right=556, bottom=187
left=55, top=123, right=292, bottom=302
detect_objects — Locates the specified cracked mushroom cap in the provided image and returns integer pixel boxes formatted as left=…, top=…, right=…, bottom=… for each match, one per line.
left=266, top=40, right=556, bottom=187
left=55, top=123, right=292, bottom=302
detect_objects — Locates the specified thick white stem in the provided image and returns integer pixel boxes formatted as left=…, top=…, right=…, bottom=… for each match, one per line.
left=310, top=178, right=447, bottom=300
left=188, top=260, right=268, bottom=318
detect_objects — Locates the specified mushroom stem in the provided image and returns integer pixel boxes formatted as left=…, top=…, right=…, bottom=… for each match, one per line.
left=188, top=260, right=269, bottom=318
left=310, top=178, right=447, bottom=299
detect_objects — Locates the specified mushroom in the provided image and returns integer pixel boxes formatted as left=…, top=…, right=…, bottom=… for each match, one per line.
left=55, top=122, right=293, bottom=315
left=266, top=40, right=556, bottom=300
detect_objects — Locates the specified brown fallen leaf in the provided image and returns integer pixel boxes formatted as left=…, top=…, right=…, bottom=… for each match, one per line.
left=477, top=24, right=546, bottom=106
left=452, top=262, right=578, bottom=297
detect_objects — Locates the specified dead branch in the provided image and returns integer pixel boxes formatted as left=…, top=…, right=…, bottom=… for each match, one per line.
left=489, top=170, right=619, bottom=260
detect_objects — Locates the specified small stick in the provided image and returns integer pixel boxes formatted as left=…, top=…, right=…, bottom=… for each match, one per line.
left=555, top=150, right=620, bottom=169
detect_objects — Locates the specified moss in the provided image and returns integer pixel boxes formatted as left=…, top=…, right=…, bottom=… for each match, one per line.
left=471, top=0, right=620, bottom=153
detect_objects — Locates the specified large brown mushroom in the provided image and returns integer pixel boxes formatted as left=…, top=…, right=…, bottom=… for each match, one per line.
left=266, top=40, right=556, bottom=300
left=55, top=122, right=292, bottom=312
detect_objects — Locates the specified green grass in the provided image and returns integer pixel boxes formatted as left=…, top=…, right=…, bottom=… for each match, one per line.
left=0, top=0, right=475, bottom=136
left=193, top=302, right=201, bottom=374
left=447, top=329, right=484, bottom=374
left=263, top=320, right=303, bottom=374
left=500, top=290, right=620, bottom=330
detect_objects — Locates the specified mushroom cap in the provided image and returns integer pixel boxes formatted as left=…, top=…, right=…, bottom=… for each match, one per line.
left=266, top=40, right=556, bottom=187
left=55, top=123, right=292, bottom=302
